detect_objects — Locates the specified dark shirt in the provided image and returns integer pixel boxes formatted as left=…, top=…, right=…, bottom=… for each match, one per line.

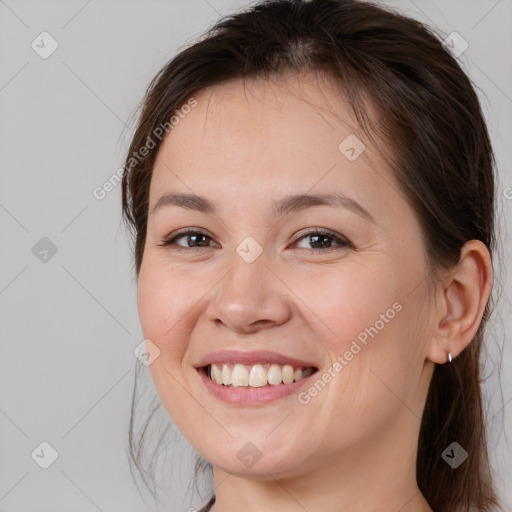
left=197, top=495, right=215, bottom=512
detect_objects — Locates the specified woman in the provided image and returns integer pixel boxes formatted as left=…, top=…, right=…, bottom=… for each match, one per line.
left=122, top=1, right=504, bottom=510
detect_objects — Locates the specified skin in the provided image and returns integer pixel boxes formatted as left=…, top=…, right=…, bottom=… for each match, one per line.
left=136, top=71, right=493, bottom=512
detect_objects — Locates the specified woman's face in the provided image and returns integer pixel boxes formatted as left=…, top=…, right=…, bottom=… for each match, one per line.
left=137, top=73, right=437, bottom=479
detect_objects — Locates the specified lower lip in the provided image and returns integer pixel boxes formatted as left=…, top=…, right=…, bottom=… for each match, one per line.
left=197, top=367, right=317, bottom=405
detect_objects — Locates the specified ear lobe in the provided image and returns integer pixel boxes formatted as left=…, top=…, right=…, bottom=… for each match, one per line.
left=425, top=240, right=493, bottom=365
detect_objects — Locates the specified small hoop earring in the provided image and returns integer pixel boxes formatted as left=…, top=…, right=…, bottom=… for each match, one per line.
left=447, top=352, right=453, bottom=363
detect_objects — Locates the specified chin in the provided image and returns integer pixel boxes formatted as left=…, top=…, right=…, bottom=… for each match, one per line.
left=201, top=437, right=311, bottom=479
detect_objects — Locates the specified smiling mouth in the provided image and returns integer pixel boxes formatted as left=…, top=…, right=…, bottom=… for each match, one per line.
left=201, top=363, right=318, bottom=388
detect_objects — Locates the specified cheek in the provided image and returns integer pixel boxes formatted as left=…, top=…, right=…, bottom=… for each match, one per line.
left=291, top=264, right=414, bottom=411
left=136, top=262, right=194, bottom=362
left=136, top=263, right=200, bottom=427
left=309, top=273, right=426, bottom=432
left=290, top=262, right=402, bottom=355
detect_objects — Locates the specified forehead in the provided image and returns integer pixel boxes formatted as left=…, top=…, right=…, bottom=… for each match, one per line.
left=150, top=73, right=402, bottom=222
left=175, top=72, right=363, bottom=159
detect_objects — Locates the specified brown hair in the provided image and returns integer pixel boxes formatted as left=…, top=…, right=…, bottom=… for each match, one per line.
left=122, top=1, right=505, bottom=510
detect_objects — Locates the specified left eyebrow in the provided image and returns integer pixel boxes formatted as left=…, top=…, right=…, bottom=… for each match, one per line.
left=150, top=191, right=376, bottom=224
left=273, top=192, right=376, bottom=224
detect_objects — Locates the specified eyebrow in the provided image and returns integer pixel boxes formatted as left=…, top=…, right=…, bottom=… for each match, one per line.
left=150, top=191, right=376, bottom=223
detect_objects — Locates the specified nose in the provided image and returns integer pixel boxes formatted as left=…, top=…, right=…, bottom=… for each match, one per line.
left=205, top=251, right=292, bottom=335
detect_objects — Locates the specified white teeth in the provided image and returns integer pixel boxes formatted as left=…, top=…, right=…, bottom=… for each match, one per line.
left=248, top=364, right=267, bottom=387
left=221, top=364, right=232, bottom=386
left=231, top=364, right=249, bottom=388
left=211, top=364, right=223, bottom=385
left=207, top=363, right=315, bottom=387
left=267, top=364, right=282, bottom=385
left=282, top=364, right=294, bottom=384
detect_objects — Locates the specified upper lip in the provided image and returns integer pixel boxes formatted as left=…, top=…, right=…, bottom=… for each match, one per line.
left=194, top=350, right=318, bottom=369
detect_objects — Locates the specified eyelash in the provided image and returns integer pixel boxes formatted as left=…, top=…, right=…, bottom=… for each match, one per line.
left=157, top=228, right=353, bottom=254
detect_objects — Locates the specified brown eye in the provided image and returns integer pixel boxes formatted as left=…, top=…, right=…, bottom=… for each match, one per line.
left=158, top=229, right=217, bottom=251
left=293, top=229, right=352, bottom=252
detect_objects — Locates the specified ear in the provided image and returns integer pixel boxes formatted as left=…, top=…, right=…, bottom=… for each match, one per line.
left=426, top=240, right=493, bottom=364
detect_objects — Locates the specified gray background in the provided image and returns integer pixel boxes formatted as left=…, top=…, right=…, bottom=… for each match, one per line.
left=0, top=0, right=510, bottom=511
